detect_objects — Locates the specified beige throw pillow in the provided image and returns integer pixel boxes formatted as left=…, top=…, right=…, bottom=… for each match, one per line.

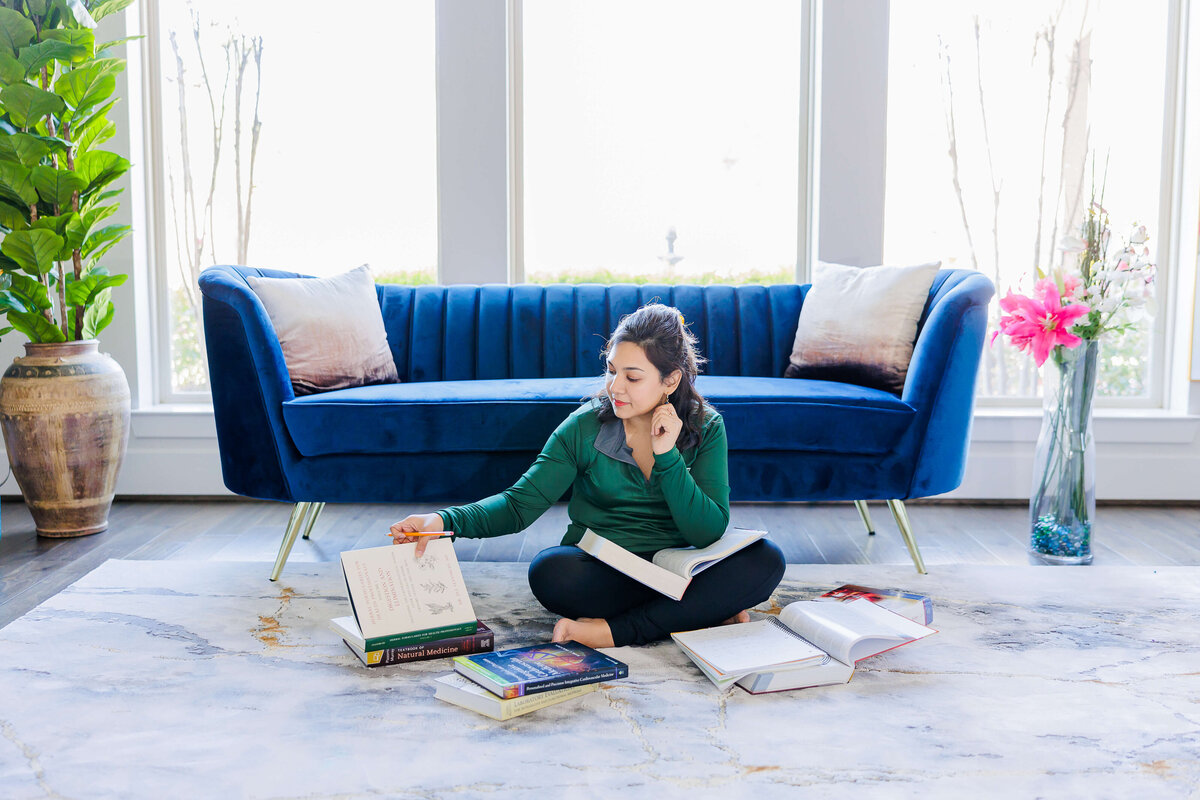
left=247, top=265, right=399, bottom=395
left=785, top=261, right=940, bottom=394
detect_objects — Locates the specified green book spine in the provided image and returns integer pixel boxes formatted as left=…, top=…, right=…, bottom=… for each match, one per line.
left=363, top=620, right=478, bottom=653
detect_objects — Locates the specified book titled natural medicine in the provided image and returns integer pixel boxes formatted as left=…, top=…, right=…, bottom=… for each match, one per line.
left=433, top=673, right=599, bottom=721
left=334, top=618, right=494, bottom=667
left=578, top=527, right=767, bottom=600
left=671, top=596, right=937, bottom=694
left=453, top=641, right=629, bottom=700
left=339, top=540, right=477, bottom=652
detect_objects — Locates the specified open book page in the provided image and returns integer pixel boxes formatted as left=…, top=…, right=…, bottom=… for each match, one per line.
left=781, top=597, right=935, bottom=665
left=341, top=539, right=475, bottom=639
left=671, top=617, right=825, bottom=677
left=650, top=529, right=767, bottom=578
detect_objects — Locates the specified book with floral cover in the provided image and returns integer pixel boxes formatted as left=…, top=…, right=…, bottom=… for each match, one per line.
left=814, top=584, right=933, bottom=625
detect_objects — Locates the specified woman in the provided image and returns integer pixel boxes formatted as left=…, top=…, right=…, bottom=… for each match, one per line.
left=389, top=303, right=786, bottom=647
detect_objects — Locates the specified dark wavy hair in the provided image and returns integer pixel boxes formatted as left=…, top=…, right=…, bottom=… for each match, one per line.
left=594, top=303, right=710, bottom=450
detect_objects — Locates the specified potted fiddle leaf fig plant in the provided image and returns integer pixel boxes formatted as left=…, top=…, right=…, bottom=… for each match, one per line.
left=0, top=0, right=136, bottom=537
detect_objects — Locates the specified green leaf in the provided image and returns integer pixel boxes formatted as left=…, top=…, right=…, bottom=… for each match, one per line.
left=0, top=132, right=52, bottom=166
left=53, top=57, right=122, bottom=119
left=1, top=227, right=64, bottom=274
left=0, top=51, right=23, bottom=84
left=0, top=82, right=66, bottom=129
left=25, top=0, right=52, bottom=16
left=74, top=116, right=113, bottom=152
left=74, top=149, right=128, bottom=194
left=88, top=0, right=132, bottom=23
left=17, top=39, right=88, bottom=77
left=82, top=187, right=121, bottom=215
left=0, top=199, right=26, bottom=229
left=62, top=209, right=85, bottom=250
left=68, top=96, right=116, bottom=138
left=82, top=296, right=112, bottom=338
left=60, top=0, right=97, bottom=29
left=82, top=222, right=127, bottom=257
left=81, top=200, right=115, bottom=231
left=30, top=165, right=85, bottom=207
left=42, top=29, right=94, bottom=61
left=95, top=34, right=142, bottom=57
left=7, top=308, right=65, bottom=342
left=0, top=288, right=29, bottom=313
left=0, top=9, right=36, bottom=58
left=0, top=160, right=37, bottom=205
left=6, top=271, right=52, bottom=309
left=65, top=270, right=124, bottom=306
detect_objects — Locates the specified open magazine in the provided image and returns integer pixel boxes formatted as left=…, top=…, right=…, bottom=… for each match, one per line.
left=672, top=597, right=936, bottom=693
left=578, top=528, right=767, bottom=600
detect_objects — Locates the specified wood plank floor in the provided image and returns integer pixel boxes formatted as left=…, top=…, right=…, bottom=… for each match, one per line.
left=2, top=498, right=1198, bottom=629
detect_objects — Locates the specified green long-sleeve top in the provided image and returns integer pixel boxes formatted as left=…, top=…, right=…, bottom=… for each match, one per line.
left=438, top=400, right=731, bottom=553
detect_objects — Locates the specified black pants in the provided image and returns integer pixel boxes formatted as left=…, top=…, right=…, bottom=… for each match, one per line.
left=527, top=539, right=787, bottom=646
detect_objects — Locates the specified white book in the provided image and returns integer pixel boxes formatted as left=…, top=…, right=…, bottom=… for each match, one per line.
left=672, top=597, right=937, bottom=693
left=339, top=540, right=477, bottom=651
left=433, top=673, right=599, bottom=721
left=578, top=528, right=768, bottom=601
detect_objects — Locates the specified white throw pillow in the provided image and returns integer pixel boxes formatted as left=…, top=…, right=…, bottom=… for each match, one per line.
left=785, top=261, right=940, bottom=394
left=247, top=265, right=399, bottom=395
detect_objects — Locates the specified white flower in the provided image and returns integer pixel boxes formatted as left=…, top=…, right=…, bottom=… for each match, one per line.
left=1098, top=296, right=1122, bottom=313
left=1058, top=235, right=1088, bottom=253
left=1130, top=225, right=1149, bottom=245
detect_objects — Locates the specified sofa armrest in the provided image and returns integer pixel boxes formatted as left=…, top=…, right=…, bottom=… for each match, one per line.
left=199, top=265, right=300, bottom=500
left=901, top=270, right=996, bottom=498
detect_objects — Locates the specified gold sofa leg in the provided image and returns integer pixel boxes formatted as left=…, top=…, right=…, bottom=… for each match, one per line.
left=302, top=501, right=325, bottom=540
left=886, top=499, right=928, bottom=575
left=853, top=500, right=876, bottom=536
left=270, top=501, right=319, bottom=582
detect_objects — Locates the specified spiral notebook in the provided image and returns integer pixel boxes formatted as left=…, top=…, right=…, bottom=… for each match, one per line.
left=671, top=597, right=936, bottom=691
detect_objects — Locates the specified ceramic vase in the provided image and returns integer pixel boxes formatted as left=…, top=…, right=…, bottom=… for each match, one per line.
left=0, top=341, right=131, bottom=537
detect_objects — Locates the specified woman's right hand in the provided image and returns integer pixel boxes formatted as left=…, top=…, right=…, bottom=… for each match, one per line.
left=388, top=513, right=446, bottom=556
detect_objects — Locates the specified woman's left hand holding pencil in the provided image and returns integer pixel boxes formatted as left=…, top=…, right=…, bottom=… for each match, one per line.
left=388, top=513, right=446, bottom=556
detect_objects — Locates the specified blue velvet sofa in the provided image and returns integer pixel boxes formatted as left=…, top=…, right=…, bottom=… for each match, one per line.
left=199, top=267, right=994, bottom=579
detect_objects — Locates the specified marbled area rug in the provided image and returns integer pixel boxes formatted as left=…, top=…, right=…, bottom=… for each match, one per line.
left=0, top=561, right=1197, bottom=800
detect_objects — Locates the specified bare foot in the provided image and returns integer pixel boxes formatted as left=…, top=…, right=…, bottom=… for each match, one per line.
left=720, top=610, right=751, bottom=625
left=551, top=617, right=615, bottom=648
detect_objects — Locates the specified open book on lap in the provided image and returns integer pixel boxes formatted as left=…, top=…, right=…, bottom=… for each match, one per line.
left=672, top=596, right=936, bottom=693
left=578, top=528, right=767, bottom=600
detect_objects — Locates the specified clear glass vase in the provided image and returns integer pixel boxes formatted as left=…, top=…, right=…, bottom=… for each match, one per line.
left=1029, top=341, right=1098, bottom=565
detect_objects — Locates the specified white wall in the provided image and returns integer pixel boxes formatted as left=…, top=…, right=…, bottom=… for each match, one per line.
left=1, top=0, right=1198, bottom=501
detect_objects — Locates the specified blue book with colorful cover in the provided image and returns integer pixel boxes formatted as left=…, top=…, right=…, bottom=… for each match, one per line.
left=453, top=641, right=629, bottom=699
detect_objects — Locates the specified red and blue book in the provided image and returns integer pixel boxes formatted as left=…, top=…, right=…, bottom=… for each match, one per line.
left=453, top=640, right=629, bottom=699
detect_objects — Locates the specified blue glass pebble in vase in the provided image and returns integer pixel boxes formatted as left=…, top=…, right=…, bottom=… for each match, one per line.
left=1029, top=341, right=1098, bottom=565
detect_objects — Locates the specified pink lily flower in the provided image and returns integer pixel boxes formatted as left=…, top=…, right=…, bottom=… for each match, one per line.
left=997, top=278, right=1091, bottom=366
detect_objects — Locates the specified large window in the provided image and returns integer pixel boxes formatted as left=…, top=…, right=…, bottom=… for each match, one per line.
left=521, top=0, right=805, bottom=285
left=147, top=0, right=437, bottom=397
left=883, top=0, right=1169, bottom=403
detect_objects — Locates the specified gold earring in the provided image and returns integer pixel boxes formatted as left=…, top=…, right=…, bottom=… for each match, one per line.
left=660, top=393, right=669, bottom=406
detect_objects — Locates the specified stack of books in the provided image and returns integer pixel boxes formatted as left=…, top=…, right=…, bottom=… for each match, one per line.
left=435, top=640, right=629, bottom=720
left=334, top=540, right=493, bottom=666
left=334, top=541, right=629, bottom=720
left=331, top=615, right=494, bottom=667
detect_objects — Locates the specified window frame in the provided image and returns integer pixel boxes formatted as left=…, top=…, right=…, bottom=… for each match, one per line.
left=507, top=0, right=820, bottom=287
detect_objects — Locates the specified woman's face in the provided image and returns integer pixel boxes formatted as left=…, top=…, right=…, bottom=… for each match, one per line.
left=605, top=341, right=680, bottom=420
